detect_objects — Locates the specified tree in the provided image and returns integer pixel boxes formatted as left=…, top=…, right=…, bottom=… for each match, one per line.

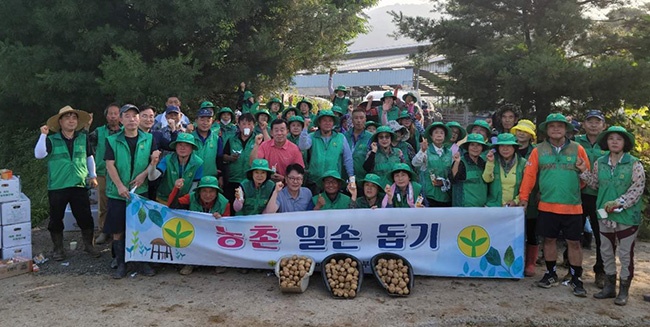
left=391, top=0, right=650, bottom=123
left=0, top=0, right=375, bottom=127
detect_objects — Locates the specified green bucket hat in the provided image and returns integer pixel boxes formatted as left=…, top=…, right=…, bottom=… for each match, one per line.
left=491, top=133, right=520, bottom=148
left=195, top=176, right=223, bottom=193
left=538, top=113, right=572, bottom=133
left=266, top=97, right=284, bottom=112
left=466, top=119, right=491, bottom=135
left=371, top=125, right=396, bottom=143
left=243, top=91, right=254, bottom=101
left=314, top=110, right=340, bottom=127
left=254, top=109, right=271, bottom=121
left=246, top=158, right=274, bottom=176
left=334, top=85, right=348, bottom=94
left=380, top=91, right=397, bottom=102
left=321, top=170, right=345, bottom=185
left=397, top=110, right=412, bottom=121
left=365, top=121, right=379, bottom=129
left=401, top=92, right=418, bottom=102
left=445, top=121, right=467, bottom=140
left=217, top=107, right=234, bottom=119
left=425, top=122, right=451, bottom=144
left=282, top=106, right=299, bottom=117
left=461, top=133, right=489, bottom=151
left=170, top=132, right=198, bottom=150
left=361, top=173, right=383, bottom=189
left=288, top=115, right=305, bottom=127
left=388, top=163, right=417, bottom=182
left=199, top=101, right=216, bottom=109
left=296, top=98, right=313, bottom=111
left=596, top=126, right=635, bottom=152
left=331, top=106, right=345, bottom=116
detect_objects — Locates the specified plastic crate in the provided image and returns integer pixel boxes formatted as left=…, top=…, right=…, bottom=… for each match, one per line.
left=321, top=253, right=363, bottom=299
left=370, top=252, right=414, bottom=297
left=274, top=254, right=316, bottom=293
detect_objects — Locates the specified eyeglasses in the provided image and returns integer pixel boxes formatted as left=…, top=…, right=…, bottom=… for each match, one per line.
left=287, top=176, right=303, bottom=182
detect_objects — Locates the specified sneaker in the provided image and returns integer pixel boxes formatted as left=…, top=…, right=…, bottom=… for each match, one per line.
left=536, top=272, right=560, bottom=288
left=179, top=265, right=194, bottom=275
left=570, top=278, right=587, bottom=297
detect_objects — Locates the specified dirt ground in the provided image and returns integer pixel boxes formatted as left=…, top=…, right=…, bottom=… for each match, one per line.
left=2, top=226, right=650, bottom=327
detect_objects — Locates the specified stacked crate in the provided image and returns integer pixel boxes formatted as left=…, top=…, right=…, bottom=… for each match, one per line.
left=0, top=176, right=32, bottom=259
left=63, top=188, right=99, bottom=231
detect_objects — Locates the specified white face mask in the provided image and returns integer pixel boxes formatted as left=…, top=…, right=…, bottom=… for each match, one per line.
left=221, top=118, right=231, bottom=125
left=243, top=128, right=251, bottom=136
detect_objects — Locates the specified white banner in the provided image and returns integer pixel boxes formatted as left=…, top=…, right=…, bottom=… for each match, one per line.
left=125, top=194, right=525, bottom=278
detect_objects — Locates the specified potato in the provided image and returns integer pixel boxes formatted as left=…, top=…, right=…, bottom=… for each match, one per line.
left=376, top=256, right=411, bottom=295
left=325, top=256, right=359, bottom=298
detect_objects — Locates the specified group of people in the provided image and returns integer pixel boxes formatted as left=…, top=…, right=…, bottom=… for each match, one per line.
left=35, top=82, right=646, bottom=305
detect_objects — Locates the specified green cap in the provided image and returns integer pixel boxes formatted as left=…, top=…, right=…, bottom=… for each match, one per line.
left=296, top=98, right=313, bottom=111
left=266, top=97, right=284, bottom=112
left=365, top=121, right=379, bottom=129
left=254, top=109, right=271, bottom=120
left=425, top=122, right=451, bottom=144
left=380, top=91, right=397, bottom=102
left=217, top=107, right=234, bottom=119
left=466, top=120, right=491, bottom=135
left=283, top=106, right=299, bottom=117
left=397, top=110, right=412, bottom=121
left=200, top=101, right=215, bottom=109
left=243, top=91, right=254, bottom=101
left=170, top=133, right=198, bottom=150
left=361, top=173, right=383, bottom=189
left=597, top=126, right=635, bottom=152
left=288, top=115, right=305, bottom=127
left=334, top=85, right=348, bottom=93
left=331, top=106, right=345, bottom=116
left=445, top=121, right=467, bottom=140
left=246, top=158, right=274, bottom=175
left=371, top=125, right=396, bottom=143
left=389, top=163, right=416, bottom=182
left=401, top=92, right=418, bottom=102
left=195, top=176, right=222, bottom=193
left=315, top=110, right=340, bottom=127
left=321, top=170, right=345, bottom=184
left=491, top=133, right=520, bottom=148
left=538, top=113, right=572, bottom=133
left=461, top=133, right=489, bottom=151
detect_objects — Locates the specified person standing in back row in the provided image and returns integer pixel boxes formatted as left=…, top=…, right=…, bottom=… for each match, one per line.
left=518, top=113, right=591, bottom=297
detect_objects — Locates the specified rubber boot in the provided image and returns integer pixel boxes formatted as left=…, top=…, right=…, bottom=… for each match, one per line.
left=112, top=240, right=127, bottom=279
left=95, top=233, right=109, bottom=245
left=615, top=278, right=631, bottom=306
left=50, top=231, right=66, bottom=261
left=524, top=245, right=538, bottom=277
left=81, top=229, right=101, bottom=258
left=595, top=271, right=606, bottom=289
left=593, top=274, right=616, bottom=299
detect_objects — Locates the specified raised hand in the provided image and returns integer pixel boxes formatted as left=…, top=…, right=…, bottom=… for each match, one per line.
left=40, top=125, right=49, bottom=135
left=371, top=142, right=378, bottom=153
left=420, top=138, right=428, bottom=152
left=576, top=157, right=587, bottom=173
left=486, top=150, right=495, bottom=162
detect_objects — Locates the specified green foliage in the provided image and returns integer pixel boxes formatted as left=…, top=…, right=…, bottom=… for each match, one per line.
left=391, top=0, right=650, bottom=122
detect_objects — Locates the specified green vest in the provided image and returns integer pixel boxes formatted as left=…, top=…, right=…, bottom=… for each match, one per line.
left=395, top=141, right=413, bottom=170
left=308, top=131, right=346, bottom=187
left=94, top=125, right=121, bottom=177
left=486, top=156, right=526, bottom=207
left=355, top=196, right=381, bottom=209
left=47, top=133, right=88, bottom=190
left=242, top=102, right=259, bottom=114
left=192, top=130, right=220, bottom=177
left=374, top=148, right=403, bottom=186
left=189, top=192, right=228, bottom=215
left=219, top=123, right=238, bottom=145
left=313, top=192, right=351, bottom=210
left=420, top=145, right=452, bottom=202
left=238, top=179, right=274, bottom=215
left=333, top=97, right=351, bottom=110
left=536, top=141, right=582, bottom=206
left=288, top=134, right=309, bottom=169
left=157, top=153, right=204, bottom=202
left=105, top=131, right=152, bottom=200
left=345, top=130, right=372, bottom=179
left=225, top=136, right=255, bottom=184
left=390, top=182, right=422, bottom=208
left=452, top=156, right=488, bottom=207
left=596, top=154, right=641, bottom=226
left=377, top=106, right=400, bottom=124
left=575, top=135, right=608, bottom=196
left=254, top=124, right=270, bottom=136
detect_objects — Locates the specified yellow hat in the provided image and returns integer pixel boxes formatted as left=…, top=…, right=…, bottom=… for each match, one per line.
left=46, top=106, right=91, bottom=132
left=510, top=119, right=536, bottom=142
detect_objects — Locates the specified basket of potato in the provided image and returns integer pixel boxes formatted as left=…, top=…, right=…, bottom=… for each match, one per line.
left=274, top=254, right=315, bottom=293
left=321, top=253, right=363, bottom=299
left=371, top=252, right=414, bottom=297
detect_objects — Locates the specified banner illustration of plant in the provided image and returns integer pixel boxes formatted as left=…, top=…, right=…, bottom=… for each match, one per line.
left=459, top=246, right=523, bottom=278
